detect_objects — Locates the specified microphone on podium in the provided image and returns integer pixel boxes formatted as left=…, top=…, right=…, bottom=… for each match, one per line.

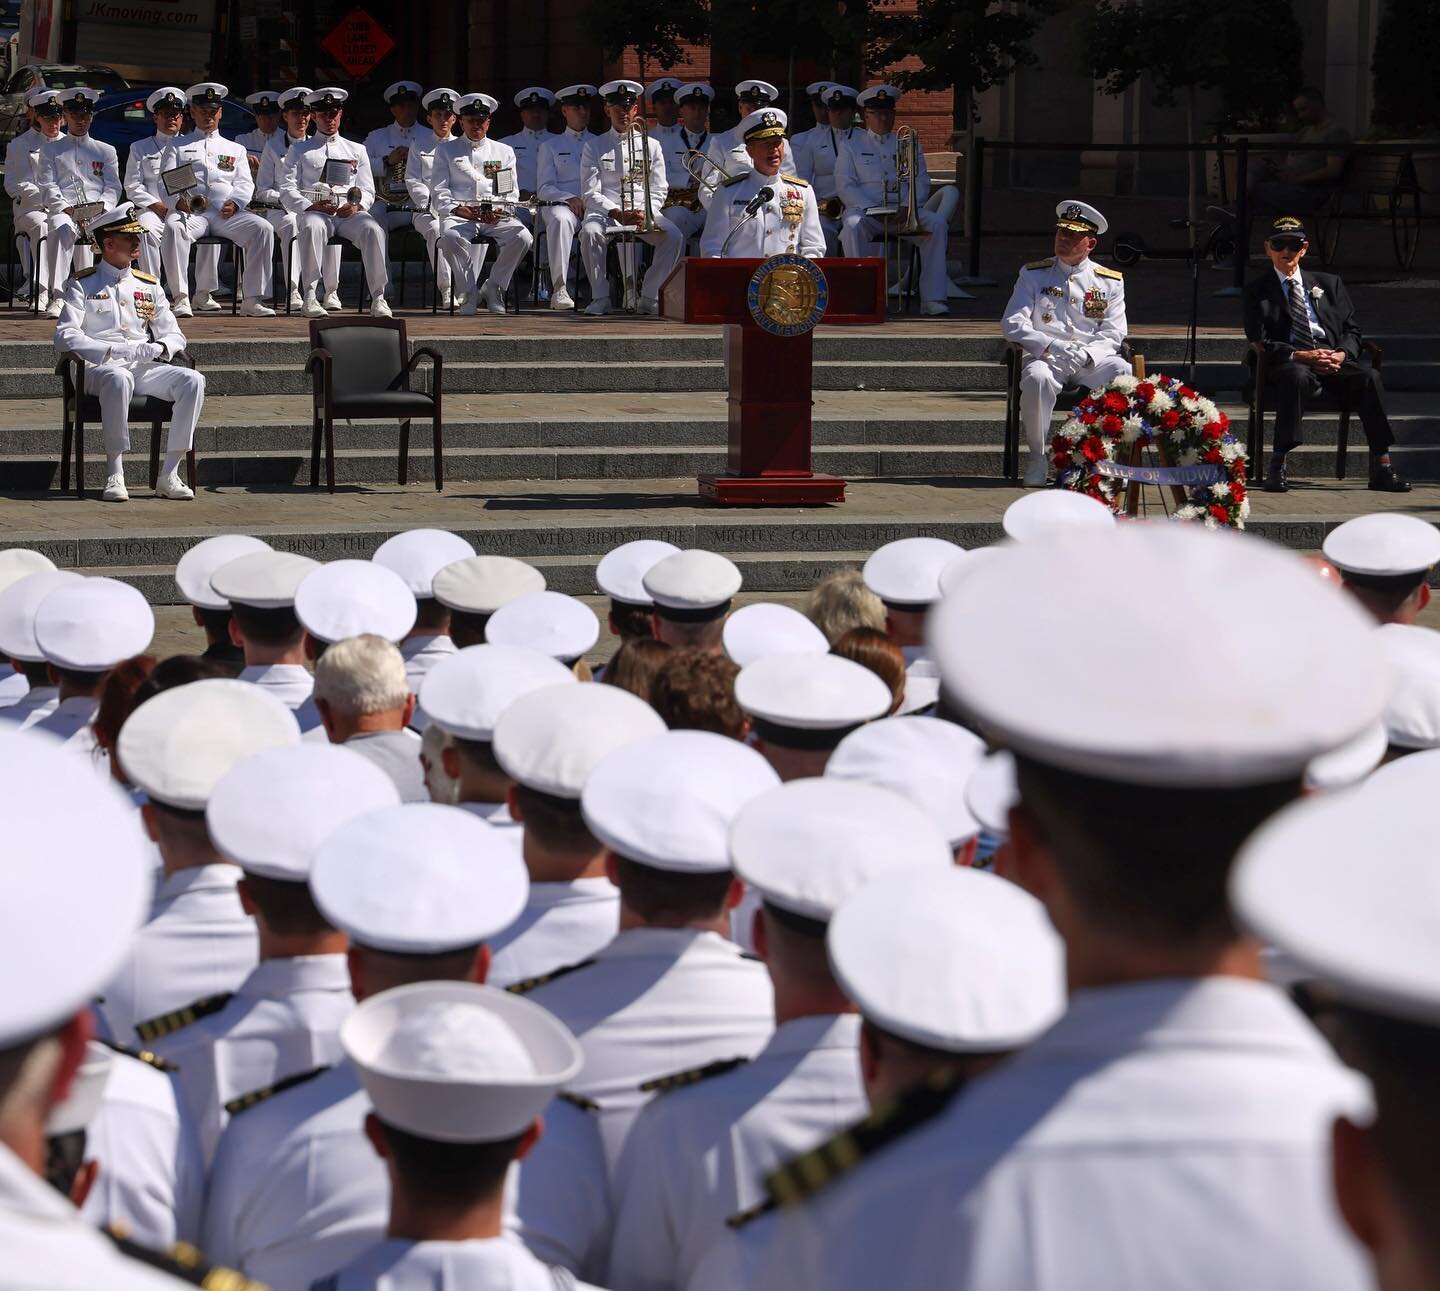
left=744, top=186, right=775, bottom=216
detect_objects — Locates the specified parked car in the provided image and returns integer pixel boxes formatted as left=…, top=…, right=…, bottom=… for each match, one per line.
left=0, top=62, right=129, bottom=152
left=90, top=88, right=254, bottom=173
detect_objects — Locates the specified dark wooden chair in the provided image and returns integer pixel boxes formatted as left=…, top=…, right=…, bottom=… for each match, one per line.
left=1317, top=152, right=1420, bottom=272
left=307, top=316, right=443, bottom=493
left=56, top=351, right=199, bottom=498
left=1000, top=339, right=1142, bottom=480
left=1245, top=339, right=1383, bottom=481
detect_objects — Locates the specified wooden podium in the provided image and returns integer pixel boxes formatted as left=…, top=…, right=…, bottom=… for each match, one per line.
left=660, top=256, right=885, bottom=504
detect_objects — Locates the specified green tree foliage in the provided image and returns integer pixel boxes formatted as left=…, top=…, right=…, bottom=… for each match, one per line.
left=1371, top=0, right=1440, bottom=134
left=579, top=0, right=709, bottom=70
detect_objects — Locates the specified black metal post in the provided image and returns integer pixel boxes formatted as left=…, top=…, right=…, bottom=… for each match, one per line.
left=965, top=136, right=984, bottom=281
left=1231, top=137, right=1249, bottom=292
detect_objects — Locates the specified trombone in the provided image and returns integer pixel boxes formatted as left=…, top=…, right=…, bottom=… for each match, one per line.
left=681, top=148, right=735, bottom=201
left=877, top=124, right=923, bottom=307
left=615, top=118, right=658, bottom=312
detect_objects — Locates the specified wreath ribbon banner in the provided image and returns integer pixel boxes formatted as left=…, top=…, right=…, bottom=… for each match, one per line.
left=1093, top=460, right=1227, bottom=486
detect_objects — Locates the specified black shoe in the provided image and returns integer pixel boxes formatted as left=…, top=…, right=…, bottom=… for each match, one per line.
left=1369, top=464, right=1412, bottom=493
left=1263, top=460, right=1288, bottom=493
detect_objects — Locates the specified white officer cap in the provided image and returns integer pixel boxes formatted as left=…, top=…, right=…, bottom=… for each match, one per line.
left=383, top=80, right=423, bottom=103
left=419, top=644, right=576, bottom=742
left=930, top=523, right=1387, bottom=786
left=595, top=539, right=680, bottom=606
left=484, top=591, right=599, bottom=663
left=493, top=682, right=665, bottom=798
left=556, top=84, right=599, bottom=104
left=599, top=80, right=644, bottom=104
left=805, top=80, right=834, bottom=98
left=937, top=544, right=1008, bottom=598
left=185, top=82, right=229, bottom=105
left=965, top=750, right=1018, bottom=838
left=514, top=86, right=556, bottom=108
left=46, top=1041, right=113, bottom=1137
left=88, top=206, right=146, bottom=240
left=582, top=730, right=779, bottom=872
left=374, top=529, right=477, bottom=597
left=1304, top=720, right=1388, bottom=792
left=1055, top=198, right=1108, bottom=237
left=295, top=559, right=418, bottom=645
left=175, top=535, right=272, bottom=610
left=306, top=87, right=349, bottom=109
left=1377, top=624, right=1440, bottom=750
left=856, top=84, right=902, bottom=109
left=27, top=89, right=62, bottom=110
left=0, top=549, right=55, bottom=598
left=432, top=555, right=545, bottom=614
left=457, top=92, right=500, bottom=117
left=829, top=867, right=1066, bottom=1052
left=863, top=536, right=965, bottom=608
left=422, top=87, right=461, bottom=113
left=208, top=743, right=401, bottom=881
left=735, top=79, right=780, bottom=104
left=342, top=981, right=582, bottom=1142
left=742, top=109, right=788, bottom=143
left=0, top=733, right=152, bottom=1048
left=645, top=77, right=684, bottom=99
left=735, top=653, right=893, bottom=746
left=642, top=549, right=742, bottom=618
left=147, top=87, right=188, bottom=113
left=0, top=571, right=82, bottom=662
left=120, top=679, right=301, bottom=810
left=722, top=602, right=828, bottom=668
left=244, top=90, right=281, bottom=111
left=675, top=83, right=714, bottom=105
left=279, top=86, right=314, bottom=109
left=731, top=778, right=952, bottom=922
left=210, top=550, right=320, bottom=610
left=1322, top=513, right=1440, bottom=582
left=1002, top=490, right=1115, bottom=543
left=34, top=577, right=153, bottom=671
left=827, top=716, right=987, bottom=848
left=314, top=802, right=528, bottom=952
left=824, top=84, right=859, bottom=106
left=57, top=86, right=99, bottom=110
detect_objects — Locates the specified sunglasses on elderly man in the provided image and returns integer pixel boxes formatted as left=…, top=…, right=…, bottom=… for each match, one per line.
left=1269, top=237, right=1305, bottom=252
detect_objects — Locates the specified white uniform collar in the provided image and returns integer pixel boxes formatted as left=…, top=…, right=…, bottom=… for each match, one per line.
left=155, top=861, right=244, bottom=900
left=567, top=127, right=586, bottom=140
left=236, top=953, right=351, bottom=999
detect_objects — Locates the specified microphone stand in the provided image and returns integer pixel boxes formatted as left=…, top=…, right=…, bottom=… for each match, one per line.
left=721, top=186, right=774, bottom=256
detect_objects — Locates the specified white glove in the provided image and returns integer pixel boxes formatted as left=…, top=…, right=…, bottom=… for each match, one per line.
left=114, top=341, right=163, bottom=363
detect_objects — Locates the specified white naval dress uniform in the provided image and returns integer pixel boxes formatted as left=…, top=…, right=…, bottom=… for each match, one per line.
left=432, top=135, right=533, bottom=300
left=0, top=683, right=59, bottom=728
left=398, top=633, right=455, bottom=695
left=836, top=129, right=948, bottom=303
left=580, top=127, right=684, bottom=307
left=97, top=863, right=260, bottom=1045
left=0, top=671, right=28, bottom=707
left=1000, top=255, right=1132, bottom=459
left=0, top=1141, right=194, bottom=1289
left=149, top=953, right=354, bottom=1167
left=316, top=1236, right=605, bottom=1290
left=535, top=128, right=589, bottom=293
left=237, top=663, right=323, bottom=732
left=203, top=1062, right=611, bottom=1288
left=697, top=978, right=1373, bottom=1291
left=655, top=124, right=709, bottom=242
left=53, top=257, right=204, bottom=461
left=5, top=126, right=60, bottom=298
left=235, top=126, right=280, bottom=161
left=257, top=133, right=340, bottom=297
left=363, top=120, right=422, bottom=234
left=37, top=131, right=122, bottom=297
left=122, top=131, right=179, bottom=281
left=522, top=927, right=774, bottom=1175
left=698, top=124, right=796, bottom=210
left=609, top=1013, right=864, bottom=1291
left=486, top=878, right=620, bottom=989
left=158, top=129, right=275, bottom=300
left=22, top=694, right=97, bottom=748
left=280, top=133, right=388, bottom=298
left=791, top=123, right=850, bottom=253
left=403, top=130, right=464, bottom=301
left=497, top=125, right=552, bottom=232
left=82, top=1049, right=206, bottom=1249
left=699, top=170, right=826, bottom=259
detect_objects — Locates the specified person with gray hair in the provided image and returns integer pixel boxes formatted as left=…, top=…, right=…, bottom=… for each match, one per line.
left=313, top=635, right=426, bottom=802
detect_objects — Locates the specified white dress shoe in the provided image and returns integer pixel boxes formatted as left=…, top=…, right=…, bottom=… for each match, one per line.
left=44, top=299, right=62, bottom=319
left=480, top=281, right=506, bottom=315
left=920, top=300, right=950, bottom=317
left=171, top=295, right=193, bottom=318
left=302, top=294, right=328, bottom=318
left=637, top=297, right=658, bottom=316
left=583, top=297, right=610, bottom=316
left=1023, top=457, right=1050, bottom=488
left=102, top=473, right=129, bottom=502
left=322, top=291, right=343, bottom=312
left=155, top=470, right=194, bottom=500
left=370, top=294, right=393, bottom=319
left=459, top=290, right=478, bottom=317
left=241, top=297, right=276, bottom=317
left=193, top=290, right=223, bottom=313
left=288, top=289, right=305, bottom=311
left=550, top=287, right=575, bottom=311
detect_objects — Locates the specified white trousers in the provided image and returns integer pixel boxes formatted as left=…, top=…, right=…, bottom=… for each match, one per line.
left=265, top=209, right=339, bottom=293
left=663, top=203, right=705, bottom=246
left=1019, top=352, right=1133, bottom=455
left=441, top=215, right=531, bottom=296
left=539, top=205, right=581, bottom=290
left=818, top=213, right=841, bottom=257
left=578, top=212, right=684, bottom=305
left=411, top=212, right=459, bottom=294
left=840, top=207, right=948, bottom=303
left=46, top=214, right=95, bottom=296
left=13, top=209, right=52, bottom=294
left=296, top=209, right=388, bottom=296
left=84, top=360, right=205, bottom=455
left=163, top=207, right=275, bottom=299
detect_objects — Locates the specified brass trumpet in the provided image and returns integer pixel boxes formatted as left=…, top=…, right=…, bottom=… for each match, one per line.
left=817, top=195, right=844, bottom=221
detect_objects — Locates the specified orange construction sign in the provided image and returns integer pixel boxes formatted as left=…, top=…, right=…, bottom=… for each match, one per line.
left=320, top=8, right=396, bottom=79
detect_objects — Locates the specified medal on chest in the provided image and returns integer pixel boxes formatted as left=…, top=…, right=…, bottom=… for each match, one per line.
left=1083, top=288, right=1108, bottom=319
left=133, top=289, right=156, bottom=321
left=90, top=160, right=104, bottom=178
left=1040, top=284, right=1062, bottom=324
left=482, top=159, right=502, bottom=180
left=218, top=153, right=235, bottom=172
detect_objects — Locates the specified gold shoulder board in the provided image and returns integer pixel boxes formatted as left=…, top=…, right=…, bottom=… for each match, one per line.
left=1024, top=258, right=1055, bottom=271
left=640, top=1054, right=749, bottom=1095
left=73, top=265, right=99, bottom=280
left=720, top=171, right=751, bottom=188
left=224, top=1064, right=330, bottom=1117
left=135, top=992, right=233, bottom=1044
left=98, top=1038, right=177, bottom=1073
left=1094, top=264, right=1123, bottom=280
left=133, top=270, right=160, bottom=284
left=557, top=1090, right=600, bottom=1113
left=108, top=1233, right=270, bottom=1290
left=505, top=958, right=595, bottom=996
left=781, top=174, right=810, bottom=187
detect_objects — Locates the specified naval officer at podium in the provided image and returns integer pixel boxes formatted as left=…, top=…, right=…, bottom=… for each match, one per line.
left=700, top=109, right=825, bottom=259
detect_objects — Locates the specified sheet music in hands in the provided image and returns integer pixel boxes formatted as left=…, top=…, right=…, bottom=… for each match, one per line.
left=160, top=163, right=199, bottom=196
left=493, top=167, right=516, bottom=197
left=323, top=158, right=354, bottom=189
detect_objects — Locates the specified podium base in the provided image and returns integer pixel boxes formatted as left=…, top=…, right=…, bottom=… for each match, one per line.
left=698, top=473, right=847, bottom=505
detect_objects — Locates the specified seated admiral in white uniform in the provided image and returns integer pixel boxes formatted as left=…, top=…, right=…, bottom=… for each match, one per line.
left=579, top=78, right=684, bottom=316
left=257, top=86, right=341, bottom=312
left=53, top=204, right=203, bottom=503
left=403, top=88, right=464, bottom=311
left=655, top=81, right=713, bottom=246
left=497, top=84, right=556, bottom=236
left=535, top=83, right=597, bottom=311
left=37, top=85, right=121, bottom=317
left=280, top=86, right=392, bottom=319
left=159, top=82, right=276, bottom=317
left=121, top=88, right=190, bottom=286
left=700, top=109, right=825, bottom=259
left=362, top=80, right=424, bottom=238
left=432, top=93, right=533, bottom=318
left=1000, top=198, right=1130, bottom=487
left=836, top=84, right=949, bottom=316
left=236, top=90, right=283, bottom=170
left=5, top=89, right=66, bottom=313
left=698, top=79, right=796, bottom=210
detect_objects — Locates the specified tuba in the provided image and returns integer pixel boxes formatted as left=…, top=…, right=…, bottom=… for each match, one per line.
left=621, top=119, right=659, bottom=233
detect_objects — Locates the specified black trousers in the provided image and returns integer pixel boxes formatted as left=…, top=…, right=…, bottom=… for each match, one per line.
left=1265, top=359, right=1393, bottom=457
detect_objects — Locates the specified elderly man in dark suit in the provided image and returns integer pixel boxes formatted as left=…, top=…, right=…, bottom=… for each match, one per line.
left=1243, top=215, right=1409, bottom=494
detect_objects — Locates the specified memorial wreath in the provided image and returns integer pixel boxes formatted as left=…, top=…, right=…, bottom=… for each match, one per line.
left=1049, top=373, right=1250, bottom=529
